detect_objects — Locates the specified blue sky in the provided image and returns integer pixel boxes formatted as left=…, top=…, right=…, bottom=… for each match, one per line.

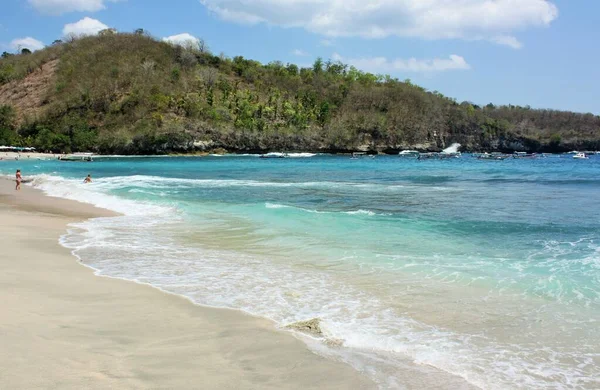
left=1, top=0, right=598, bottom=114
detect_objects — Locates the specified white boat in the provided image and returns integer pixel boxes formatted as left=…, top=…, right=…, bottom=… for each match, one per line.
left=59, top=153, right=94, bottom=162
left=398, top=150, right=420, bottom=158
left=351, top=152, right=367, bottom=159
left=573, top=152, right=589, bottom=159
left=477, top=153, right=510, bottom=160
left=513, top=152, right=537, bottom=159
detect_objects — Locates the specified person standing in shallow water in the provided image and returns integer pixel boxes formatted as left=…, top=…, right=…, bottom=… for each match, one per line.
left=84, top=174, right=92, bottom=183
left=15, top=170, right=22, bottom=191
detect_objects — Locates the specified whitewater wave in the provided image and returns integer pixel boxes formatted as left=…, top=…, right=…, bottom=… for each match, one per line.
left=206, top=153, right=319, bottom=158
left=56, top=174, right=456, bottom=195
left=93, top=155, right=173, bottom=159
left=264, top=203, right=388, bottom=217
left=29, top=174, right=172, bottom=217
left=264, top=203, right=290, bottom=209
left=442, top=143, right=461, bottom=154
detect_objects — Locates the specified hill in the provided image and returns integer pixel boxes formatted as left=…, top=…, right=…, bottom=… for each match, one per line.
left=1, top=31, right=599, bottom=154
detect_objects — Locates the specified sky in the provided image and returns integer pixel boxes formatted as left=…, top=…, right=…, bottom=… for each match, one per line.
left=0, top=0, right=598, bottom=114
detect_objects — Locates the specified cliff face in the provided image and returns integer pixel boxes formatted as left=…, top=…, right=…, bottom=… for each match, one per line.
left=1, top=33, right=599, bottom=154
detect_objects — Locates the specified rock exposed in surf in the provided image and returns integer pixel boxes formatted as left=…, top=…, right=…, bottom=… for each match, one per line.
left=324, top=337, right=344, bottom=347
left=285, top=318, right=323, bottom=337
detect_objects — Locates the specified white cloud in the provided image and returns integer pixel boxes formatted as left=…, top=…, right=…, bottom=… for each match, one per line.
left=162, top=33, right=201, bottom=49
left=10, top=37, right=45, bottom=51
left=199, top=0, right=558, bottom=48
left=490, top=35, right=523, bottom=49
left=62, top=17, right=109, bottom=36
left=28, top=0, right=121, bottom=15
left=320, top=39, right=334, bottom=47
left=291, top=49, right=308, bottom=56
left=332, top=53, right=471, bottom=73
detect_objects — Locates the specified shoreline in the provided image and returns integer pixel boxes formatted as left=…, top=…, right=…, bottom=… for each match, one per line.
left=0, top=178, right=374, bottom=389
left=1, top=152, right=58, bottom=161
left=1, top=151, right=594, bottom=161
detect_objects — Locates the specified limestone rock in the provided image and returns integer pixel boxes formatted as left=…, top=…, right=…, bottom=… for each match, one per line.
left=285, top=318, right=323, bottom=337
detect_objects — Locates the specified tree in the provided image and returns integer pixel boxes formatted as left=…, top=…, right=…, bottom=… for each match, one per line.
left=549, top=133, right=561, bottom=146
left=99, top=28, right=117, bottom=36
left=140, top=60, right=156, bottom=75
left=198, top=38, right=209, bottom=54
left=2, top=51, right=14, bottom=58
left=21, top=48, right=32, bottom=55
left=317, top=101, right=330, bottom=126
left=198, top=67, right=219, bottom=88
left=313, top=57, right=323, bottom=74
left=178, top=50, right=197, bottom=69
left=327, top=61, right=347, bottom=75
left=286, top=63, right=299, bottom=75
left=171, top=68, right=181, bottom=82
left=49, top=133, right=72, bottom=153
left=71, top=126, right=98, bottom=151
left=64, top=33, right=78, bottom=43
left=0, top=105, right=16, bottom=131
left=232, top=56, right=248, bottom=76
left=52, top=40, right=63, bottom=45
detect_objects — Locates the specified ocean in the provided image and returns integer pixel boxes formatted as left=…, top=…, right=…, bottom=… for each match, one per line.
left=2, top=153, right=599, bottom=389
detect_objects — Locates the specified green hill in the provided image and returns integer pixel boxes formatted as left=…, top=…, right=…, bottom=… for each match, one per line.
left=1, top=31, right=599, bottom=154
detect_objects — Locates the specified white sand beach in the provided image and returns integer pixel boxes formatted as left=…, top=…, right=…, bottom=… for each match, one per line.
left=0, top=179, right=373, bottom=389
left=0, top=152, right=58, bottom=161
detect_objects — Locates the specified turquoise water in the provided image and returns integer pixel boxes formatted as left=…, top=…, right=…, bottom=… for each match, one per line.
left=2, top=154, right=599, bottom=389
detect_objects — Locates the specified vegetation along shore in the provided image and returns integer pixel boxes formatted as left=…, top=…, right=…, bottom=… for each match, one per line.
left=1, top=30, right=599, bottom=155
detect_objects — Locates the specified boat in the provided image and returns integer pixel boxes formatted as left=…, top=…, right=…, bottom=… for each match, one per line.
left=513, top=152, right=537, bottom=159
left=259, top=152, right=289, bottom=159
left=439, top=152, right=461, bottom=159
left=573, top=152, right=589, bottom=159
left=417, top=152, right=438, bottom=160
left=398, top=150, right=420, bottom=158
left=59, top=153, right=94, bottom=162
left=477, top=153, right=511, bottom=160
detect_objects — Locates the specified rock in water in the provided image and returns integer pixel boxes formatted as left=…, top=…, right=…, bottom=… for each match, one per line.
left=285, top=318, right=323, bottom=337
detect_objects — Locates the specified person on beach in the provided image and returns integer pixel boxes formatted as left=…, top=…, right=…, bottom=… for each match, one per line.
left=15, top=170, right=22, bottom=191
left=84, top=174, right=92, bottom=183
